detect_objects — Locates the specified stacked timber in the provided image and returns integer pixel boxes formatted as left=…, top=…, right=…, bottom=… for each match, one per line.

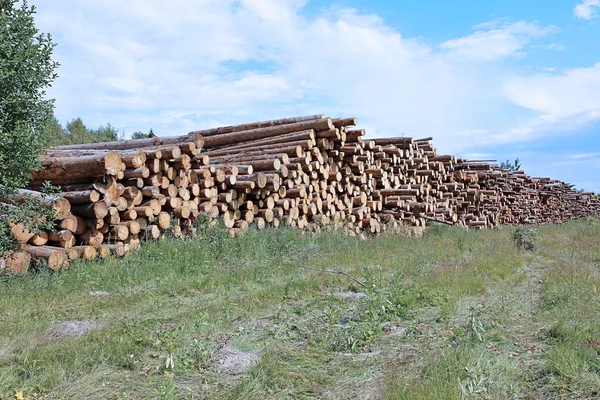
left=3, top=133, right=205, bottom=272
left=2, top=114, right=598, bottom=274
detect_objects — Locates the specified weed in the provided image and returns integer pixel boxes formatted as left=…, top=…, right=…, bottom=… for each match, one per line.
left=512, top=227, right=540, bottom=252
left=386, top=345, right=522, bottom=399
left=156, top=373, right=176, bottom=400
left=424, top=224, right=453, bottom=238
left=468, top=306, right=486, bottom=342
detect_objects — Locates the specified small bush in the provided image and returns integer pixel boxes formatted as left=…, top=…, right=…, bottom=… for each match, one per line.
left=512, top=227, right=539, bottom=252
left=424, top=223, right=453, bottom=238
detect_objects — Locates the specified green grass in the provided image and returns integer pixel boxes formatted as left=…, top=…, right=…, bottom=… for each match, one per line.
left=535, top=222, right=600, bottom=399
left=0, top=222, right=598, bottom=399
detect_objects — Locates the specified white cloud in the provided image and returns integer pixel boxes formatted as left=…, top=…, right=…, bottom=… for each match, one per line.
left=570, top=152, right=600, bottom=160
left=439, top=20, right=553, bottom=61
left=574, top=0, right=600, bottom=20
left=503, top=63, right=600, bottom=120
left=30, top=0, right=599, bottom=159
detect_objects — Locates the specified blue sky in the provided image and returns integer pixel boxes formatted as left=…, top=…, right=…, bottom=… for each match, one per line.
left=33, top=0, right=600, bottom=191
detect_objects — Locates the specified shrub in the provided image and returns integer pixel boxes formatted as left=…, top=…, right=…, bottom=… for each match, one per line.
left=0, top=0, right=59, bottom=256
left=0, top=0, right=59, bottom=189
left=512, top=227, right=539, bottom=252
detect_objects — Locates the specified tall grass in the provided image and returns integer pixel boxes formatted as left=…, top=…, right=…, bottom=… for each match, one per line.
left=536, top=222, right=600, bottom=398
left=4, top=222, right=587, bottom=399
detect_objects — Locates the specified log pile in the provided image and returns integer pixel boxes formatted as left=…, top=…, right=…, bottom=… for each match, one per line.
left=2, top=114, right=598, bottom=274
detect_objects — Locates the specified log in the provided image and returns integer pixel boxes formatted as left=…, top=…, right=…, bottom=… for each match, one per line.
left=62, top=190, right=100, bottom=205
left=204, top=136, right=314, bottom=156
left=23, top=245, right=70, bottom=271
left=50, top=133, right=204, bottom=151
left=203, top=118, right=333, bottom=148
left=146, top=225, right=161, bottom=239
left=72, top=246, right=98, bottom=260
left=189, top=115, right=325, bottom=136
left=79, top=230, right=104, bottom=247
left=10, top=223, right=35, bottom=243
left=71, top=202, right=109, bottom=219
left=60, top=215, right=86, bottom=235
left=157, top=212, right=171, bottom=230
left=47, top=230, right=76, bottom=249
left=98, top=245, right=112, bottom=258
left=110, top=225, right=130, bottom=241
left=0, top=187, right=71, bottom=219
left=0, top=251, right=31, bottom=274
left=30, top=231, right=49, bottom=246
left=7, top=113, right=597, bottom=264
left=31, top=152, right=124, bottom=182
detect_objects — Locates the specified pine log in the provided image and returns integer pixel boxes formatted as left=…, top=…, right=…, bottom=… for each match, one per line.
left=189, top=115, right=324, bottom=137
left=204, top=136, right=314, bottom=156
left=145, top=225, right=161, bottom=239
left=31, top=152, right=124, bottom=182
left=48, top=230, right=76, bottom=249
left=0, top=187, right=71, bottom=219
left=50, top=133, right=203, bottom=151
left=10, top=222, right=35, bottom=243
left=203, top=118, right=333, bottom=148
left=23, top=245, right=70, bottom=271
left=60, top=215, right=86, bottom=235
left=0, top=251, right=31, bottom=274
left=98, top=245, right=112, bottom=258
left=71, top=202, right=109, bottom=219
left=30, top=231, right=49, bottom=246
left=72, top=246, right=98, bottom=260
left=62, top=190, right=100, bottom=205
left=79, top=230, right=104, bottom=247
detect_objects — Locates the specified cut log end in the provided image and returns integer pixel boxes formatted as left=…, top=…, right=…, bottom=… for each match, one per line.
left=0, top=252, right=31, bottom=275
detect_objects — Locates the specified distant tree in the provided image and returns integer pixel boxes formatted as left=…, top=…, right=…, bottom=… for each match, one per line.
left=65, top=118, right=118, bottom=144
left=43, top=116, right=69, bottom=147
left=131, top=128, right=156, bottom=139
left=44, top=117, right=119, bottom=147
left=500, top=158, right=522, bottom=172
left=89, top=122, right=119, bottom=142
left=65, top=118, right=88, bottom=144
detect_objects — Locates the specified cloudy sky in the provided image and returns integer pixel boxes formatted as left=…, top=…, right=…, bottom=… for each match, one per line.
left=33, top=0, right=600, bottom=191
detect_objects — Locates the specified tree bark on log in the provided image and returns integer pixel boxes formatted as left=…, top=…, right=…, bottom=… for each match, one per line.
left=189, top=115, right=325, bottom=137
left=0, top=251, right=31, bottom=274
left=31, top=152, right=124, bottom=183
left=49, top=134, right=203, bottom=152
left=203, top=119, right=333, bottom=148
left=0, top=187, right=71, bottom=220
left=23, top=245, right=70, bottom=271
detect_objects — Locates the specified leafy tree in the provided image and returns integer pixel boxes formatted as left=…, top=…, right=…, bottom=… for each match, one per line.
left=0, top=0, right=59, bottom=256
left=64, top=117, right=88, bottom=144
left=131, top=128, right=156, bottom=139
left=500, top=158, right=521, bottom=172
left=90, top=123, right=119, bottom=142
left=44, top=116, right=69, bottom=147
left=65, top=118, right=118, bottom=144
left=0, top=0, right=58, bottom=190
left=43, top=117, right=120, bottom=147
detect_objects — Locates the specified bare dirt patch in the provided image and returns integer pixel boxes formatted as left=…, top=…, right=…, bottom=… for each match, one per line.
left=52, top=320, right=104, bottom=339
left=214, top=345, right=260, bottom=375
left=329, top=291, right=367, bottom=300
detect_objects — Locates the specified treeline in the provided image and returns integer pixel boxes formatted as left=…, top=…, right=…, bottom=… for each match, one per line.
left=44, top=117, right=155, bottom=148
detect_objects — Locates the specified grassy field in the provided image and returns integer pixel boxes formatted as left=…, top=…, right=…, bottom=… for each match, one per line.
left=0, top=220, right=599, bottom=399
